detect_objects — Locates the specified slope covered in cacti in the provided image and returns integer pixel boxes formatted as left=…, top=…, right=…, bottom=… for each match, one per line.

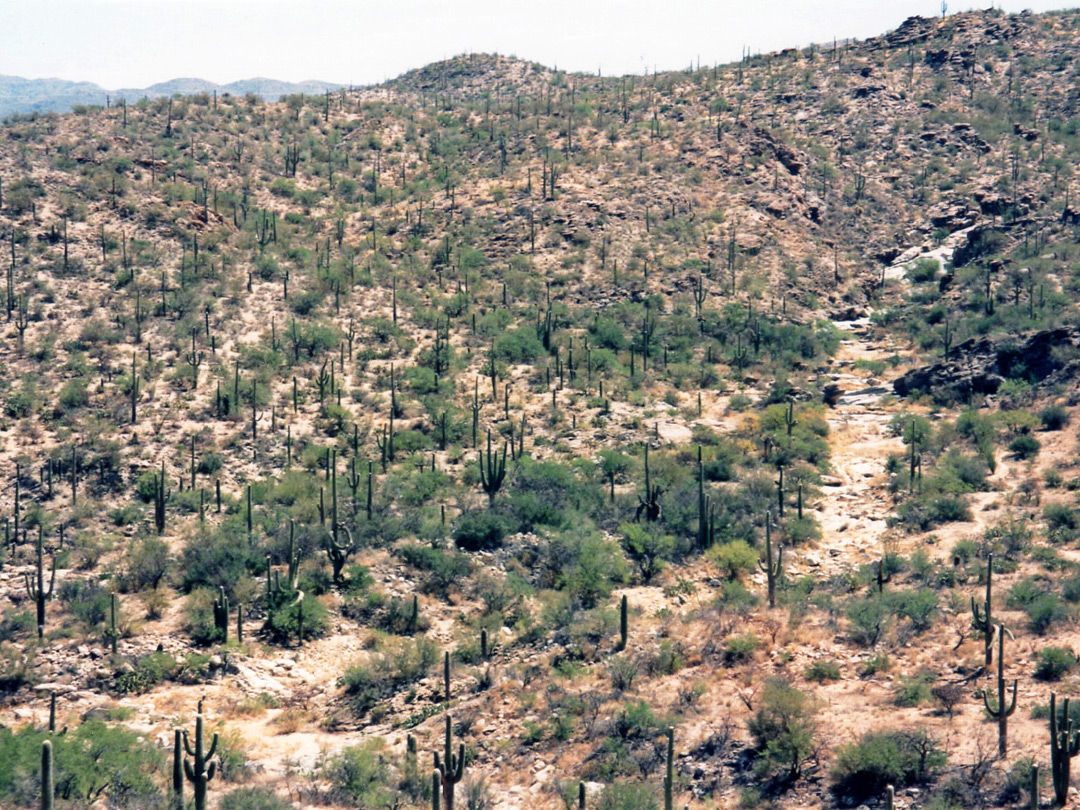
left=0, top=6, right=1079, bottom=810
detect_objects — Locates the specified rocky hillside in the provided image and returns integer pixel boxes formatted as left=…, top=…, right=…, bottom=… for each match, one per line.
left=0, top=7, right=1079, bottom=810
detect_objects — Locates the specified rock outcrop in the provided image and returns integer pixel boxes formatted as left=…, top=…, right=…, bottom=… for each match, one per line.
left=893, top=327, right=1080, bottom=401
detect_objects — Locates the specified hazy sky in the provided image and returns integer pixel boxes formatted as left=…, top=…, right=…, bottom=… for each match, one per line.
left=1, top=0, right=1076, bottom=90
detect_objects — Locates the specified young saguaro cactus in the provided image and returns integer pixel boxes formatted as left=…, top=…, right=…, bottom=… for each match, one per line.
left=618, top=594, right=629, bottom=651
left=24, top=529, right=57, bottom=639
left=434, top=714, right=466, bottom=810
left=213, top=587, right=229, bottom=644
left=478, top=431, right=507, bottom=507
left=979, top=623, right=1016, bottom=758
left=1051, top=693, right=1080, bottom=805
left=758, top=511, right=782, bottom=609
left=182, top=710, right=219, bottom=810
left=663, top=726, right=675, bottom=810
left=635, top=445, right=662, bottom=522
left=971, top=553, right=994, bottom=668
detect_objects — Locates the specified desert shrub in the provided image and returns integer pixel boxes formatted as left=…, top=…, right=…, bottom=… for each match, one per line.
left=114, top=652, right=178, bottom=694
left=1035, top=647, right=1077, bottom=681
left=398, top=544, right=471, bottom=597
left=1045, top=503, right=1080, bottom=542
left=805, top=661, right=841, bottom=683
left=1026, top=594, right=1069, bottom=635
left=746, top=678, right=820, bottom=780
left=0, top=720, right=163, bottom=807
left=220, top=788, right=298, bottom=810
left=324, top=740, right=393, bottom=807
left=265, top=592, right=328, bottom=644
left=846, top=595, right=891, bottom=647
left=1039, top=405, right=1069, bottom=430
left=722, top=633, right=759, bottom=666
left=183, top=588, right=223, bottom=646
left=894, top=670, right=938, bottom=707
left=340, top=637, right=439, bottom=715
left=542, top=527, right=628, bottom=609
left=1008, top=434, right=1041, bottom=459
left=1062, top=575, right=1080, bottom=603
left=453, top=510, right=509, bottom=551
left=888, top=588, right=939, bottom=633
left=613, top=700, right=661, bottom=740
left=708, top=540, right=759, bottom=580
left=620, top=523, right=675, bottom=583
left=832, top=729, right=946, bottom=806
left=598, top=782, right=658, bottom=810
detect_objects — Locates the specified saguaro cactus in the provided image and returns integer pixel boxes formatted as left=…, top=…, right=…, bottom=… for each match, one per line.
left=182, top=711, right=219, bottom=810
left=172, top=729, right=183, bottom=810
left=213, top=587, right=229, bottom=644
left=758, top=512, right=782, bottom=609
left=327, top=526, right=352, bottom=585
left=663, top=726, right=675, bottom=810
left=618, top=594, right=629, bottom=651
left=971, top=553, right=994, bottom=667
left=41, top=739, right=54, bottom=810
left=434, top=714, right=466, bottom=810
left=979, top=623, right=1016, bottom=758
left=478, top=431, right=507, bottom=507
left=105, top=592, right=119, bottom=654
left=1052, top=693, right=1080, bottom=805
left=635, top=445, right=662, bottom=522
left=24, top=530, right=56, bottom=639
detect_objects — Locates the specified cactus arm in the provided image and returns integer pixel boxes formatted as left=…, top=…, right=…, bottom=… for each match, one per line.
left=45, top=553, right=56, bottom=597
left=183, top=730, right=196, bottom=757
left=206, top=732, right=219, bottom=761
left=183, top=758, right=196, bottom=781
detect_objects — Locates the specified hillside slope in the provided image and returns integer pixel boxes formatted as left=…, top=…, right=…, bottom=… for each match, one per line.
left=0, top=8, right=1079, bottom=810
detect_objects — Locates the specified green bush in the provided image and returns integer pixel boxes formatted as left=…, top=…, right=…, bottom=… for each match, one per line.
left=598, top=782, right=658, bottom=810
left=1039, top=405, right=1069, bottom=431
left=0, top=720, right=163, bottom=806
left=1035, top=647, right=1077, bottom=681
left=265, top=592, right=329, bottom=644
left=613, top=700, right=661, bottom=740
left=805, top=661, right=841, bottom=683
left=324, top=740, right=392, bottom=807
left=398, top=544, right=471, bottom=597
left=708, top=540, right=758, bottom=580
left=221, top=787, right=298, bottom=810
left=1008, top=434, right=1041, bottom=459
left=722, top=633, right=759, bottom=666
left=846, top=596, right=891, bottom=647
left=894, top=670, right=938, bottom=707
left=1026, top=594, right=1068, bottom=635
left=832, top=729, right=946, bottom=806
left=453, top=510, right=509, bottom=551
left=747, top=678, right=820, bottom=780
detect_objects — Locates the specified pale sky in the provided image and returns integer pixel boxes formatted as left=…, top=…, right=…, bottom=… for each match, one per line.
left=0, top=0, right=1076, bottom=90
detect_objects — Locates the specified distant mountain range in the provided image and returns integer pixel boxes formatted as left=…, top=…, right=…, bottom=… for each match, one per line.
left=0, top=74, right=345, bottom=118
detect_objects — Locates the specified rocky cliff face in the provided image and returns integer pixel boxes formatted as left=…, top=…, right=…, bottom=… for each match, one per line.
left=893, top=327, right=1080, bottom=401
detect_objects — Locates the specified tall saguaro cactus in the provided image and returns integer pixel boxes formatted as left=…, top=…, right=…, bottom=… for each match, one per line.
left=758, top=511, right=782, bottom=609
left=478, top=431, right=507, bottom=507
left=1051, top=693, right=1080, bottom=805
left=971, top=553, right=994, bottom=668
left=24, top=530, right=57, bottom=639
left=434, top=714, right=466, bottom=810
left=980, top=623, right=1016, bottom=758
left=41, top=739, right=54, bottom=810
left=182, top=711, right=219, bottom=810
left=172, top=730, right=184, bottom=810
